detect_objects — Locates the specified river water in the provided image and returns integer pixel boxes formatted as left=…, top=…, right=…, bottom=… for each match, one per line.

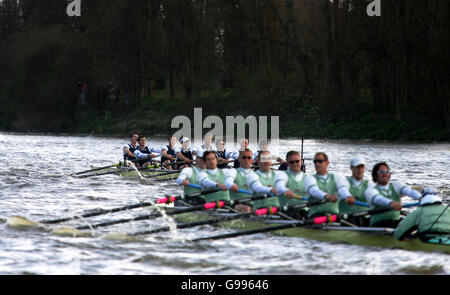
left=0, top=132, right=448, bottom=275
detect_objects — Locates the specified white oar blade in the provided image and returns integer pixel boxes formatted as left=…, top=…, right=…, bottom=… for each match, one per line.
left=6, top=216, right=39, bottom=228
left=52, top=227, right=92, bottom=238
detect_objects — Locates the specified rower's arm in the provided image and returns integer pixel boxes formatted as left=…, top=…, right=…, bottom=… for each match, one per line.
left=246, top=172, right=272, bottom=195
left=224, top=169, right=237, bottom=190
left=395, top=181, right=422, bottom=200
left=134, top=149, right=148, bottom=159
left=274, top=173, right=288, bottom=195
left=364, top=188, right=392, bottom=208
left=335, top=174, right=352, bottom=200
left=198, top=171, right=220, bottom=189
left=304, top=175, right=327, bottom=200
left=176, top=168, right=192, bottom=185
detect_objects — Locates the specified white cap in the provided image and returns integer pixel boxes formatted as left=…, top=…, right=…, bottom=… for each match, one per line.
left=180, top=137, right=190, bottom=144
left=350, top=157, right=365, bottom=167
left=420, top=194, right=442, bottom=206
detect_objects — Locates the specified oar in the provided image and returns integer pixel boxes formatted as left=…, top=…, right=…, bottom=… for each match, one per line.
left=75, top=193, right=276, bottom=230
left=192, top=205, right=417, bottom=242
left=353, top=200, right=420, bottom=208
left=130, top=198, right=327, bottom=236
left=74, top=170, right=120, bottom=179
left=36, top=189, right=220, bottom=225
left=70, top=163, right=119, bottom=176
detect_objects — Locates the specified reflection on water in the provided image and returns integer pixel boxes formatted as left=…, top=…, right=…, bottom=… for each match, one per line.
left=0, top=132, right=449, bottom=274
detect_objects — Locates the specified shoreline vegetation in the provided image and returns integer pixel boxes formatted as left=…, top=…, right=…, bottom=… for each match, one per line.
left=1, top=91, right=448, bottom=142
left=0, top=1, right=449, bottom=142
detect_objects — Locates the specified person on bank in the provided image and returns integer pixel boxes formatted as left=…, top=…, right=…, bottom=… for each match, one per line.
left=364, top=162, right=422, bottom=228
left=133, top=136, right=161, bottom=167
left=394, top=187, right=449, bottom=243
left=274, top=151, right=309, bottom=219
left=304, top=152, right=355, bottom=218
left=197, top=151, right=231, bottom=203
left=338, top=157, right=375, bottom=226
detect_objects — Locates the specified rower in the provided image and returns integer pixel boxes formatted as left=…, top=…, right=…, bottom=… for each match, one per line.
left=133, top=135, right=160, bottom=168
left=246, top=151, right=280, bottom=210
left=253, top=140, right=285, bottom=167
left=176, top=137, right=195, bottom=169
left=232, top=138, right=249, bottom=168
left=274, top=151, right=309, bottom=219
left=364, top=162, right=422, bottom=228
left=194, top=133, right=214, bottom=157
left=338, top=157, right=375, bottom=226
left=304, top=152, right=354, bottom=218
left=160, top=136, right=178, bottom=170
left=123, top=133, right=139, bottom=164
left=215, top=139, right=234, bottom=168
left=197, top=151, right=231, bottom=203
left=176, top=149, right=206, bottom=205
left=224, top=149, right=254, bottom=213
left=395, top=187, right=449, bottom=242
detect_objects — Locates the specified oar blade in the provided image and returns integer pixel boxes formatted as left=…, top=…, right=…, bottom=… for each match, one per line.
left=6, top=216, right=39, bottom=228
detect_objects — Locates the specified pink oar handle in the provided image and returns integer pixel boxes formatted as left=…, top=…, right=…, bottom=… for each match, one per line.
left=203, top=201, right=226, bottom=210
left=313, top=214, right=337, bottom=225
left=255, top=207, right=278, bottom=216
left=157, top=196, right=177, bottom=204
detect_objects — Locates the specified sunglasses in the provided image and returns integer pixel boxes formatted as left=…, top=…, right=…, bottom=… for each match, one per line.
left=288, top=160, right=301, bottom=164
left=241, top=156, right=252, bottom=160
left=377, top=169, right=391, bottom=174
left=313, top=159, right=325, bottom=164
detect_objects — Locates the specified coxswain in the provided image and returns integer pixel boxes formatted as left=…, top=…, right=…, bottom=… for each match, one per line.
left=215, top=139, right=234, bottom=168
left=274, top=151, right=309, bottom=219
left=304, top=152, right=354, bottom=218
left=395, top=187, right=449, bottom=243
left=197, top=151, right=231, bottom=203
left=338, top=157, right=375, bottom=226
left=176, top=137, right=195, bottom=169
left=123, top=133, right=139, bottom=164
left=160, top=136, right=178, bottom=170
left=364, top=162, right=422, bottom=228
left=133, top=136, right=161, bottom=168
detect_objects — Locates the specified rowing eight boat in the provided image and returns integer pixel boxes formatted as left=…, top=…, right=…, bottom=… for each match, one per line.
left=168, top=203, right=450, bottom=254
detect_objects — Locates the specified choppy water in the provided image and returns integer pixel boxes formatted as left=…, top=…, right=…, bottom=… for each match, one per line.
left=0, top=132, right=449, bottom=275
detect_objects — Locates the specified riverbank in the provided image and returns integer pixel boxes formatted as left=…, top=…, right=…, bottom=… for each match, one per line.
left=1, top=95, right=449, bottom=142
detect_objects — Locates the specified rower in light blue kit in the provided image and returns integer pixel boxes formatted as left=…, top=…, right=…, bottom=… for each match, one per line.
left=338, top=157, right=375, bottom=226
left=197, top=150, right=231, bottom=203
left=246, top=150, right=280, bottom=210
left=176, top=148, right=206, bottom=204
left=365, top=162, right=422, bottom=228
left=274, top=151, right=309, bottom=219
left=304, top=152, right=355, bottom=218
left=395, top=187, right=450, bottom=243
left=224, top=148, right=254, bottom=213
